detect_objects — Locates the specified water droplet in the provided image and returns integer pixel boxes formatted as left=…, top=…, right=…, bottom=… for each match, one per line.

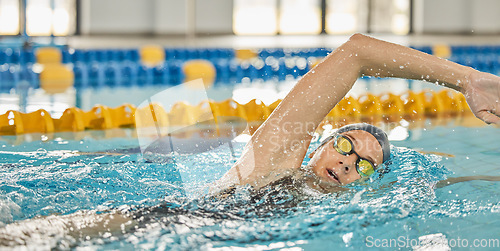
left=36, top=148, right=48, bottom=155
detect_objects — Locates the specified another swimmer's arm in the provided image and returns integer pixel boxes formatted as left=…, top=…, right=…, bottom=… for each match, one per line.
left=436, top=176, right=500, bottom=188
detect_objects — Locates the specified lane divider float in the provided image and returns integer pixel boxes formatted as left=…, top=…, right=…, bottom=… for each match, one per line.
left=0, top=89, right=472, bottom=135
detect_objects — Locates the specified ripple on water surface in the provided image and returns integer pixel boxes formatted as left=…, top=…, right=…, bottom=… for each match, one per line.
left=0, top=132, right=498, bottom=249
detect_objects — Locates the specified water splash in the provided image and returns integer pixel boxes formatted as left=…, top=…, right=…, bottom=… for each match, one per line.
left=0, top=133, right=498, bottom=249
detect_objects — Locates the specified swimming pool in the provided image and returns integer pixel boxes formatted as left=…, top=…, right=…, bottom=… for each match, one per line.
left=0, top=120, right=498, bottom=250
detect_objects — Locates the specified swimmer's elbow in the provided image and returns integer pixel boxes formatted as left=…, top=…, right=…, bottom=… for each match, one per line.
left=349, top=33, right=367, bottom=41
left=347, top=33, right=371, bottom=47
left=337, top=33, right=369, bottom=57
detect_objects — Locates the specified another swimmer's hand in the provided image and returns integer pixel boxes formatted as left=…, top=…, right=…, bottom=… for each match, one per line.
left=463, top=71, right=500, bottom=125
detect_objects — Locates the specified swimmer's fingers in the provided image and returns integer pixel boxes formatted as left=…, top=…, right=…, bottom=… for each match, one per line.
left=474, top=109, right=500, bottom=125
left=465, top=71, right=500, bottom=125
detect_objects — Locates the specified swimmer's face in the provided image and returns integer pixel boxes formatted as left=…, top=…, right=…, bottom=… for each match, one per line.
left=307, top=130, right=383, bottom=191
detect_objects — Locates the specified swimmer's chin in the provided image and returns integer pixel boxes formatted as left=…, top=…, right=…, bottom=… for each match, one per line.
left=295, top=167, right=347, bottom=193
left=315, top=182, right=350, bottom=193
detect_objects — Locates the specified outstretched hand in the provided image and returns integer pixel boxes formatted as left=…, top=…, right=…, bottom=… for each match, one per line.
left=463, top=71, right=500, bottom=125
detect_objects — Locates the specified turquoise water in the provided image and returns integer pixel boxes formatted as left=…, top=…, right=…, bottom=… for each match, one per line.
left=0, top=124, right=499, bottom=250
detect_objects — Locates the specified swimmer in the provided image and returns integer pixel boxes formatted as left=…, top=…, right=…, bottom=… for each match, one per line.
left=211, top=33, right=500, bottom=194
left=1, top=33, right=500, bottom=246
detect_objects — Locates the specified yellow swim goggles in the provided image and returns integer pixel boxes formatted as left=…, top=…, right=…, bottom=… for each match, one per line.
left=331, top=134, right=376, bottom=177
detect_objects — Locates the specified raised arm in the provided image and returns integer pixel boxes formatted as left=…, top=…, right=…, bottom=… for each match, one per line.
left=213, top=33, right=500, bottom=192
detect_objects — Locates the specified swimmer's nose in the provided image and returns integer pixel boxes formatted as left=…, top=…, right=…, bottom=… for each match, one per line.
left=344, top=165, right=351, bottom=173
left=338, top=154, right=357, bottom=174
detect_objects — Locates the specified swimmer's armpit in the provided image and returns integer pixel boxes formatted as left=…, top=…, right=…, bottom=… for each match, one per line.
left=436, top=175, right=500, bottom=188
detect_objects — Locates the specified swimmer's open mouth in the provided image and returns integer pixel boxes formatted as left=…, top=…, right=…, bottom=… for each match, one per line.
left=327, top=169, right=341, bottom=184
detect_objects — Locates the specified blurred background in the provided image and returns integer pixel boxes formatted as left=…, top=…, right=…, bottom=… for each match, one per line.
left=2, top=0, right=499, bottom=43
left=1, top=0, right=500, bottom=121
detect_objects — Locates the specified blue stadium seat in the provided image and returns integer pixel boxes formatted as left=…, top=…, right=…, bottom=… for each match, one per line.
left=0, top=67, right=19, bottom=93
left=121, top=63, right=139, bottom=86
left=167, top=60, right=184, bottom=85
left=137, top=64, right=154, bottom=86
left=73, top=63, right=89, bottom=89
left=104, top=63, right=122, bottom=87
left=89, top=64, right=106, bottom=88
left=19, top=66, right=39, bottom=89
left=153, top=65, right=171, bottom=86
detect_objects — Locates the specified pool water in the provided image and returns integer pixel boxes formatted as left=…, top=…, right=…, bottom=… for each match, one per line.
left=0, top=123, right=499, bottom=250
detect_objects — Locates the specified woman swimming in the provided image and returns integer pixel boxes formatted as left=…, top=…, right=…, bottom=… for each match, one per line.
left=1, top=33, right=500, bottom=246
left=210, top=33, right=500, bottom=194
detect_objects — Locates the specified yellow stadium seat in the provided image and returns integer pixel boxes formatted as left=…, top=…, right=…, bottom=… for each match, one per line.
left=183, top=60, right=216, bottom=88
left=39, top=64, right=74, bottom=94
left=36, top=47, right=62, bottom=65
left=235, top=49, right=258, bottom=60
left=140, top=45, right=165, bottom=67
left=432, top=44, right=451, bottom=59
